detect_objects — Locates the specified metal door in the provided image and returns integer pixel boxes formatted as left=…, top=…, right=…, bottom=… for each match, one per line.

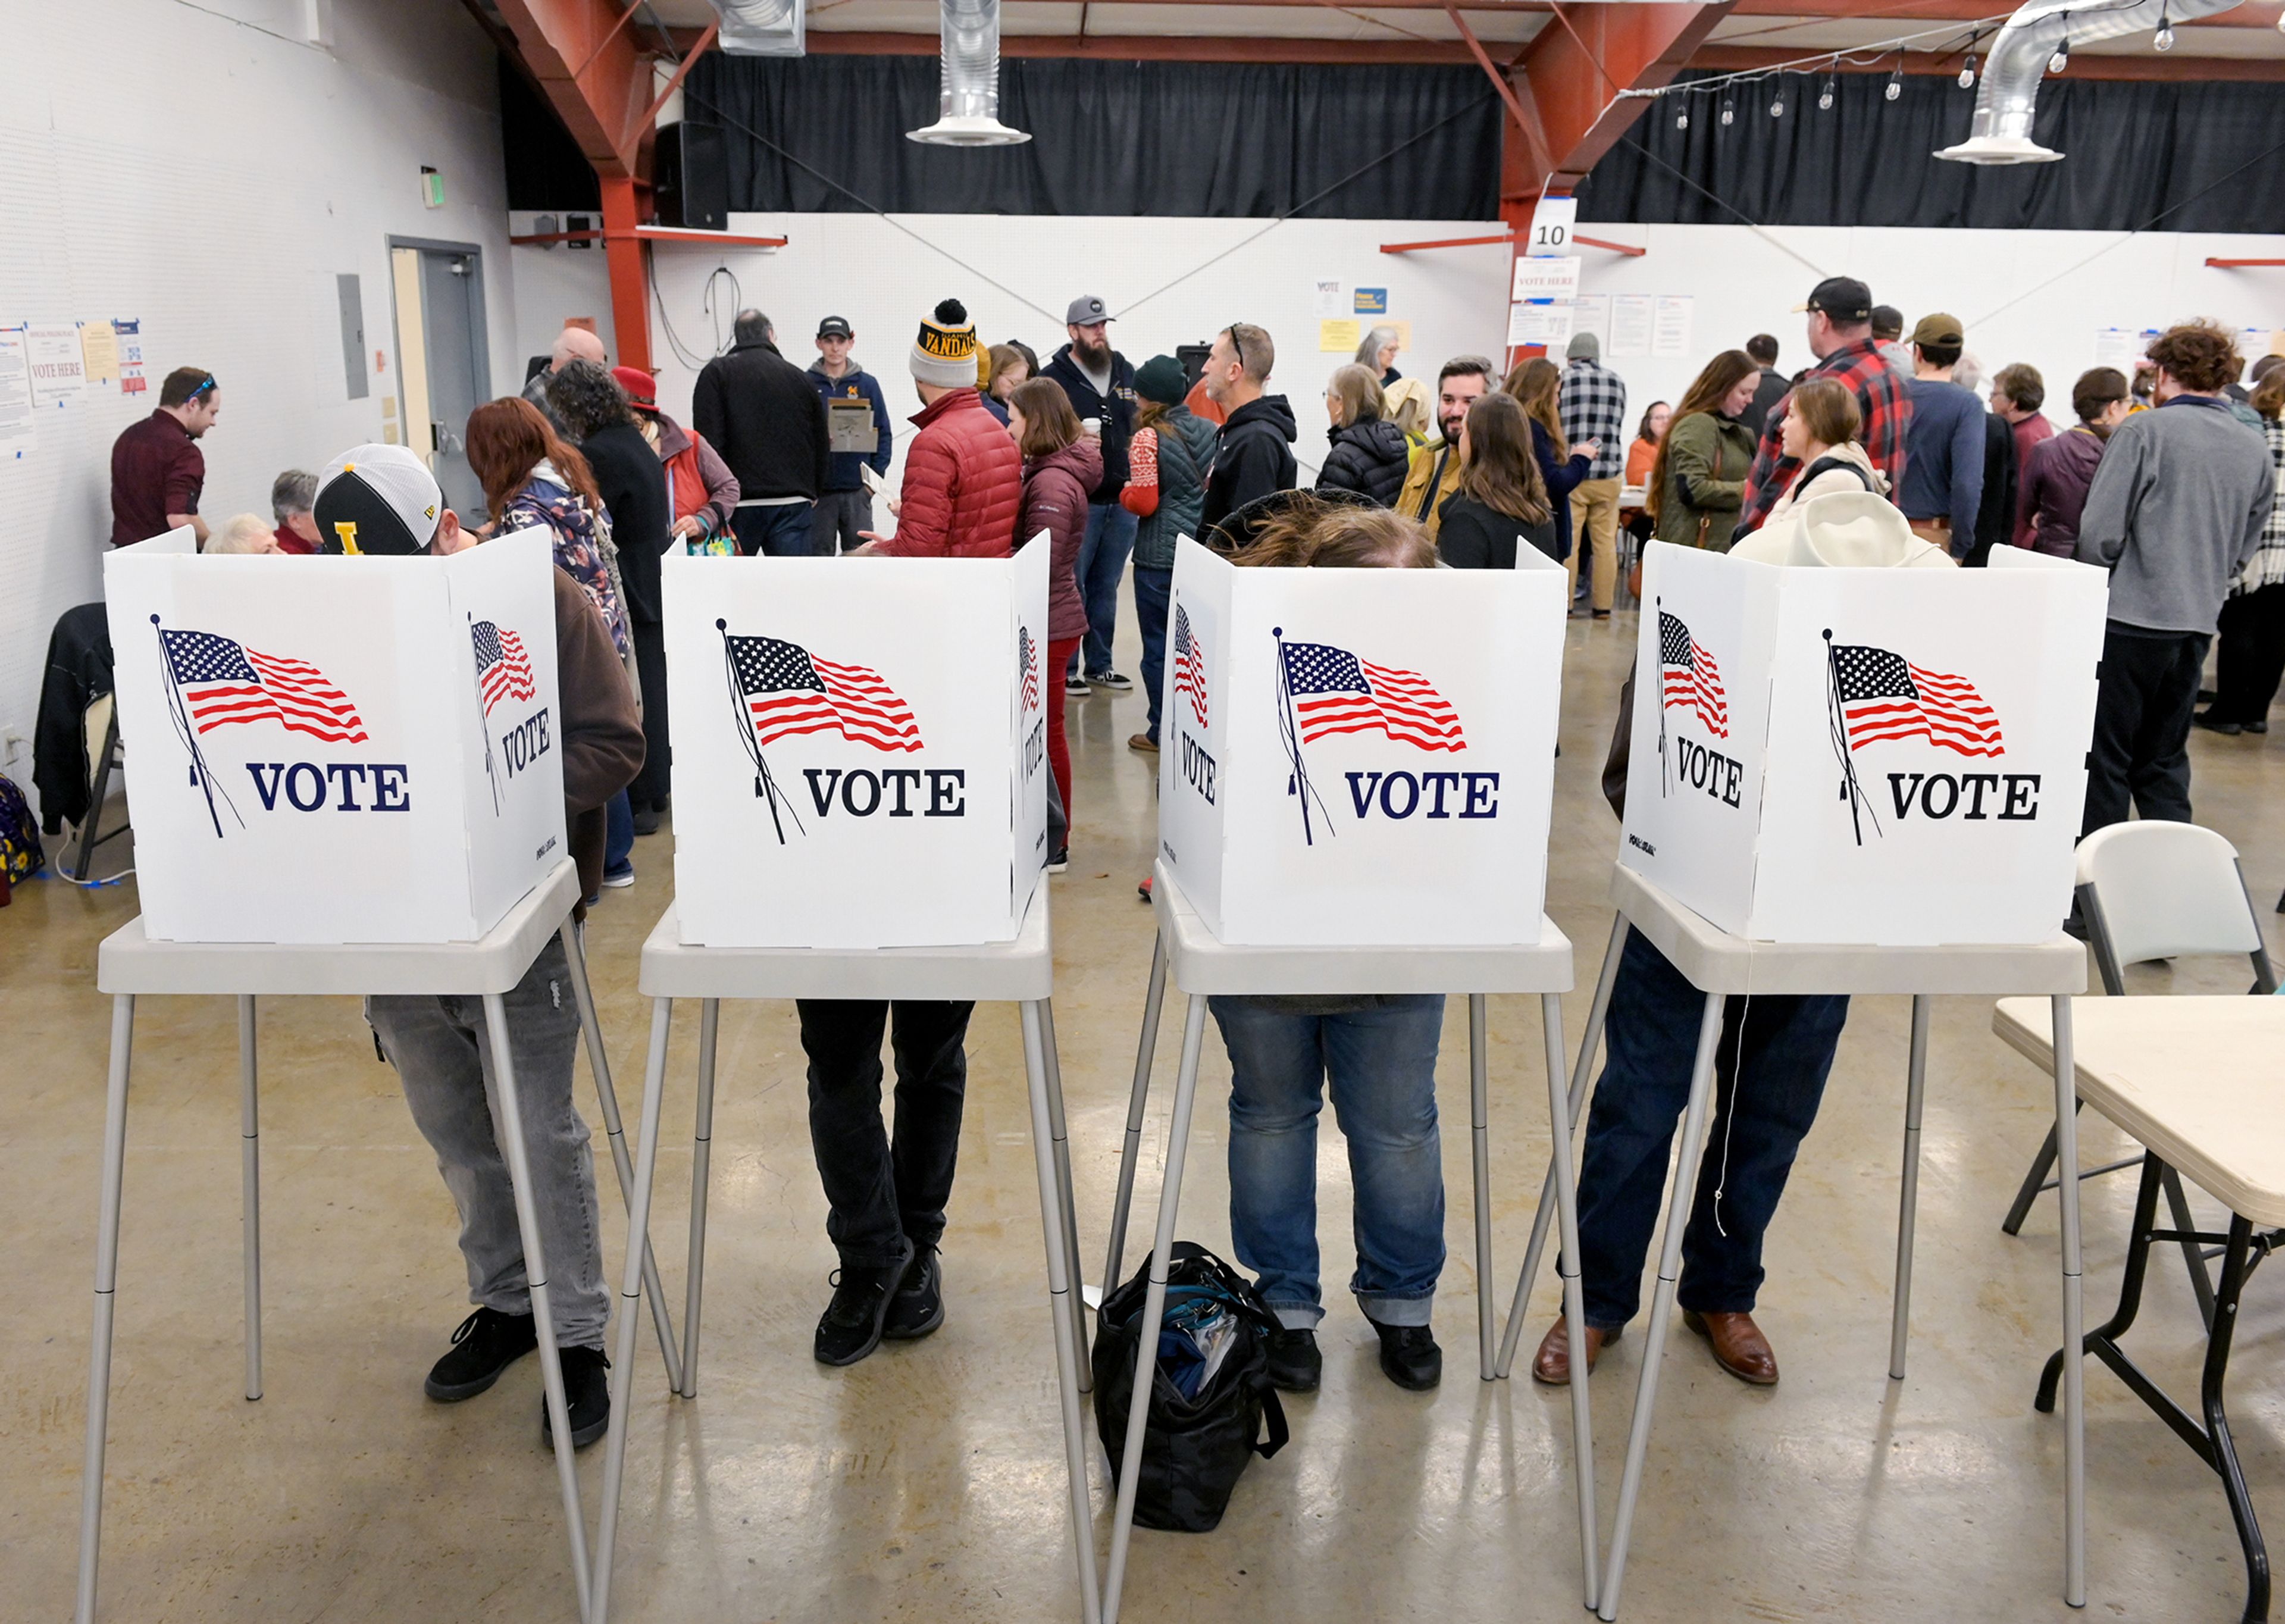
left=417, top=248, right=488, bottom=520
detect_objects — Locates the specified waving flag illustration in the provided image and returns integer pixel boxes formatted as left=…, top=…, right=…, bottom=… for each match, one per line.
left=1823, top=631, right=2005, bottom=844
left=1273, top=629, right=1464, bottom=844
left=152, top=617, right=369, bottom=836
left=1172, top=604, right=1209, bottom=731
left=1658, top=611, right=1729, bottom=738
left=1018, top=626, right=1041, bottom=714
left=471, top=621, right=536, bottom=716
left=716, top=622, right=922, bottom=844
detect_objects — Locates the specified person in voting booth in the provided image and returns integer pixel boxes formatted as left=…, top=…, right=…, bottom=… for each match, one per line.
left=1212, top=493, right=1453, bottom=1394
left=1530, top=490, right=1945, bottom=1391
left=313, top=443, right=645, bottom=1447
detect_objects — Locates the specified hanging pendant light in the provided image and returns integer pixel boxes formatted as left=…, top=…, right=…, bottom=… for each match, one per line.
left=1958, top=51, right=1978, bottom=89
left=1818, top=73, right=1836, bottom=111
left=1720, top=98, right=1735, bottom=126
left=1770, top=89, right=1786, bottom=117
left=2049, top=38, right=2070, bottom=73
left=2154, top=10, right=2176, bottom=49
left=1676, top=107, right=1690, bottom=130
left=1885, top=67, right=1904, bottom=101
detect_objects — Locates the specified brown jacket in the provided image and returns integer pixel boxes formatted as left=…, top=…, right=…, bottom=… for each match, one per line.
left=551, top=565, right=646, bottom=905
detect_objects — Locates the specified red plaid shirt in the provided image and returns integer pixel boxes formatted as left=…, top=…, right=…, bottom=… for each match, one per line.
left=1738, top=338, right=1912, bottom=534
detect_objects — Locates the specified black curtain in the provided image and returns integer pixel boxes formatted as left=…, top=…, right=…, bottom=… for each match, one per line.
left=1575, top=70, right=2285, bottom=233
left=500, top=55, right=602, bottom=211
left=678, top=54, right=1501, bottom=219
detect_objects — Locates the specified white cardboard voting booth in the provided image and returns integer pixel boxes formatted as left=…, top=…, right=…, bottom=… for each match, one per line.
left=661, top=539, right=1049, bottom=949
left=103, top=527, right=565, bottom=944
left=1619, top=541, right=2108, bottom=945
left=1158, top=536, right=1566, bottom=946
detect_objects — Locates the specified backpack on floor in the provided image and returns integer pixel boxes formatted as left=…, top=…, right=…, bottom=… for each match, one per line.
left=0, top=774, right=43, bottom=885
left=1090, top=1240, right=1289, bottom=1533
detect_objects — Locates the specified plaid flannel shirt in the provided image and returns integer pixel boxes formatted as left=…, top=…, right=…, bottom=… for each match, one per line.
left=2238, top=416, right=2285, bottom=595
left=1559, top=359, right=1629, bottom=480
left=1738, top=337, right=1913, bottom=534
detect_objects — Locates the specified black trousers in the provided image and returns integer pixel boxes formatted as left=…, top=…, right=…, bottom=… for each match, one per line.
left=797, top=999, right=974, bottom=1268
left=630, top=618, right=671, bottom=811
left=2209, top=583, right=2285, bottom=725
left=2082, top=621, right=2208, bottom=838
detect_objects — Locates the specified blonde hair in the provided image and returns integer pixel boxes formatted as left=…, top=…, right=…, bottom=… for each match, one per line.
left=1325, top=364, right=1386, bottom=430
left=1383, top=377, right=1432, bottom=437
left=208, top=514, right=282, bottom=555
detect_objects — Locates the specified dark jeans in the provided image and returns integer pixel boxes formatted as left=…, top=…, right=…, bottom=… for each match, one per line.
left=2082, top=620, right=2207, bottom=837
left=1134, top=564, right=1172, bottom=743
left=2209, top=584, right=2285, bottom=726
left=1575, top=930, right=1849, bottom=1330
left=797, top=999, right=975, bottom=1268
left=604, top=789, right=633, bottom=874
left=733, top=501, right=818, bottom=558
left=811, top=489, right=873, bottom=555
left=1073, top=501, right=1138, bottom=678
left=630, top=619, right=670, bottom=811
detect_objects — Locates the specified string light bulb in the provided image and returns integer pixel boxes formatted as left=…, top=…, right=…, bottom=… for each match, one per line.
left=2050, top=39, right=2069, bottom=73
left=1676, top=107, right=1689, bottom=130
left=1885, top=68, right=1903, bottom=101
left=1958, top=51, right=1977, bottom=89
left=1720, top=98, right=1735, bottom=126
left=1770, top=90, right=1786, bottom=117
left=1818, top=74, right=1836, bottom=111
left=2154, top=14, right=2175, bottom=49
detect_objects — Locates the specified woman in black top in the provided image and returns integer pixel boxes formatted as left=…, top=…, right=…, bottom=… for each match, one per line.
left=549, top=358, right=674, bottom=818
left=1436, top=392, right=1557, bottom=568
left=1315, top=364, right=1411, bottom=506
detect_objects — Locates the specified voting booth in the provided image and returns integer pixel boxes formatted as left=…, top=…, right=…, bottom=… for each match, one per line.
left=661, top=539, right=1050, bottom=949
left=102, top=527, right=564, bottom=944
left=1157, top=535, right=1566, bottom=946
left=1620, top=541, right=2108, bottom=946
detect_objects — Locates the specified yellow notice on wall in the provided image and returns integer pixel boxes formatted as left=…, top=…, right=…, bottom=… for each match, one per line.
left=80, top=321, right=119, bottom=384
left=1319, top=318, right=1361, bottom=353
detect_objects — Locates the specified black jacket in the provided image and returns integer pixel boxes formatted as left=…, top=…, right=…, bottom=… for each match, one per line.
left=581, top=421, right=672, bottom=624
left=1200, top=395, right=1299, bottom=541
left=690, top=338, right=830, bottom=503
left=34, top=602, right=112, bottom=832
left=1042, top=344, right=1137, bottom=501
left=1739, top=367, right=1790, bottom=440
left=1435, top=493, right=1560, bottom=569
left=1317, top=418, right=1411, bottom=507
left=1971, top=410, right=2018, bottom=566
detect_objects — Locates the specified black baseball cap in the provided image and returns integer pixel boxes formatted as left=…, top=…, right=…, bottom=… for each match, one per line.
left=1796, top=277, right=1874, bottom=322
left=816, top=315, right=853, bottom=339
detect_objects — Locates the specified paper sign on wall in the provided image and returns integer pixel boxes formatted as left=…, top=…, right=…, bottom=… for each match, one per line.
left=1525, top=193, right=1578, bottom=256
left=1507, top=302, right=1573, bottom=349
left=1651, top=295, right=1695, bottom=358
left=1512, top=255, right=1582, bottom=303
left=1610, top=295, right=1654, bottom=358
left=80, top=321, right=119, bottom=384
left=2092, top=327, right=2154, bottom=373
left=1320, top=318, right=1361, bottom=353
left=1572, top=295, right=1611, bottom=350
left=114, top=318, right=146, bottom=395
left=1354, top=287, right=1389, bottom=316
left=27, top=324, right=86, bottom=405
left=1311, top=279, right=1348, bottom=319
left=0, top=330, right=33, bottom=452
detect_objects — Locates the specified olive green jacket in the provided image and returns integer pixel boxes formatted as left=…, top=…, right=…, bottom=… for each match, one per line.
left=1653, top=411, right=1758, bottom=553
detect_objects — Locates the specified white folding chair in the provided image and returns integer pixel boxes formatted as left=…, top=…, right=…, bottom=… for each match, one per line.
left=2001, top=822, right=2277, bottom=1327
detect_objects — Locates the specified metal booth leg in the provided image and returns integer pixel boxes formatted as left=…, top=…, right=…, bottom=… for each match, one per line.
left=1022, top=1001, right=1106, bottom=1624
left=1105, top=930, right=1168, bottom=1293
left=2202, top=1218, right=2269, bottom=1624
left=1541, top=991, right=1600, bottom=1613
left=1598, top=991, right=1727, bottom=1622
left=239, top=994, right=263, bottom=1403
left=75, top=993, right=136, bottom=1624
left=1469, top=994, right=1496, bottom=1382
left=2051, top=994, right=2087, bottom=1610
left=680, top=998, right=720, bottom=1400
left=480, top=992, right=594, bottom=1623
left=1889, top=994, right=1932, bottom=1381
left=1499, top=911, right=1627, bottom=1379
left=1101, top=992, right=1210, bottom=1624
left=593, top=995, right=675, bottom=1624
left=1035, top=998, right=1092, bottom=1390
left=561, top=919, right=683, bottom=1391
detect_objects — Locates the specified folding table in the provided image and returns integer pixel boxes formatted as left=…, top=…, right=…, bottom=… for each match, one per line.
left=76, top=858, right=674, bottom=1624
left=588, top=885, right=1092, bottom=1624
left=1097, top=860, right=1589, bottom=1623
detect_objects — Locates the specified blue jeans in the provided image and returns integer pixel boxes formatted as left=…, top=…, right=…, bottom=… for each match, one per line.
left=733, top=502, right=817, bottom=558
left=1133, top=564, right=1172, bottom=742
left=1210, top=994, right=1447, bottom=1329
left=1072, top=501, right=1138, bottom=678
left=604, top=790, right=633, bottom=875
left=1575, top=930, right=1850, bottom=1329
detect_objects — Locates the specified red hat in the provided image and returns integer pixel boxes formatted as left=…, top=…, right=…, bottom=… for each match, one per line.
left=611, top=365, right=657, bottom=408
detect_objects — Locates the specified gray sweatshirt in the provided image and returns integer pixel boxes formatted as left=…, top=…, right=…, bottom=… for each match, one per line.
left=2076, top=395, right=2273, bottom=635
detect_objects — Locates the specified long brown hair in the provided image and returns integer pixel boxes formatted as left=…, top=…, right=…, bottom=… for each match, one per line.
left=1009, top=377, right=1082, bottom=460
left=1503, top=356, right=1566, bottom=445
left=467, top=396, right=601, bottom=518
left=1645, top=348, right=1758, bottom=521
left=1455, top=393, right=1550, bottom=524
left=1235, top=493, right=1436, bottom=569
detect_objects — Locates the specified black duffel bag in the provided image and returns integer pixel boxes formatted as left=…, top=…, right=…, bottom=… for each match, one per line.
left=1090, top=1241, right=1289, bottom=1533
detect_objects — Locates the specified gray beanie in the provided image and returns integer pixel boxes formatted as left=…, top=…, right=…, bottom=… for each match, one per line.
left=1566, top=331, right=1601, bottom=362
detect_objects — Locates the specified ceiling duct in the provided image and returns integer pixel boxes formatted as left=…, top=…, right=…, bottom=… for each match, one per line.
left=907, top=0, right=1031, bottom=146
left=708, top=0, right=805, bottom=58
left=1936, top=0, right=2243, bottom=164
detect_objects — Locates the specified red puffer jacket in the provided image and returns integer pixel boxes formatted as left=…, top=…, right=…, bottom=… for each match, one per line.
left=877, top=387, right=1022, bottom=558
left=1020, top=436, right=1103, bottom=642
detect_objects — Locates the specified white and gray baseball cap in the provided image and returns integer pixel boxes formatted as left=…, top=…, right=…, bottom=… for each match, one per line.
left=312, top=443, right=443, bottom=555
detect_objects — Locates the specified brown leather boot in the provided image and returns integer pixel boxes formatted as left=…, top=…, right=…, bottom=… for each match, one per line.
left=1530, top=1318, right=1616, bottom=1385
left=1683, top=1309, right=1779, bottom=1385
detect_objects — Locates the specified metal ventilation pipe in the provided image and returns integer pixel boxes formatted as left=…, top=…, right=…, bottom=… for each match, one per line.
left=907, top=0, right=1031, bottom=146
left=1936, top=0, right=2244, bottom=164
left=709, top=0, right=805, bottom=57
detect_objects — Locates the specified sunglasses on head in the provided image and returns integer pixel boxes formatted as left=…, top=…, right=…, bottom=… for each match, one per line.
left=187, top=375, right=216, bottom=400
left=1227, top=326, right=1250, bottom=375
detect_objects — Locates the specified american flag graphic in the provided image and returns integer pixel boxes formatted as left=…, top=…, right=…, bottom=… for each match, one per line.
left=1018, top=626, right=1040, bottom=713
left=1657, top=612, right=1729, bottom=739
left=725, top=634, right=923, bottom=753
left=159, top=628, right=369, bottom=744
left=1173, top=605, right=1209, bottom=731
left=1831, top=644, right=2004, bottom=758
left=471, top=620, right=535, bottom=716
left=1280, top=640, right=1464, bottom=752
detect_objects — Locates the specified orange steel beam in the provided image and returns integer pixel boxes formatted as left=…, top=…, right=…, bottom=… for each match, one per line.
left=627, top=18, right=718, bottom=149
left=1381, top=231, right=1646, bottom=255
left=2209, top=258, right=2285, bottom=267
left=1448, top=5, right=1556, bottom=179
left=1519, top=3, right=1736, bottom=191
left=492, top=0, right=656, bottom=179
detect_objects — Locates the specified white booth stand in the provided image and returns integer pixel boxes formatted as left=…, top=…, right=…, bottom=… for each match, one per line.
left=1091, top=542, right=1591, bottom=1622
left=1533, top=542, right=2104, bottom=1620
left=583, top=545, right=1084, bottom=1623
left=77, top=533, right=674, bottom=1624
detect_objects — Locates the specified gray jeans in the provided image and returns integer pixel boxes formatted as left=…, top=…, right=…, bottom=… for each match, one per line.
left=813, top=489, right=874, bottom=555
left=366, top=938, right=608, bottom=1348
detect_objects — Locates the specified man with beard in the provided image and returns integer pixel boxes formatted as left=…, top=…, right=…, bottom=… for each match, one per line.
left=1043, top=295, right=1141, bottom=696
left=1394, top=356, right=1495, bottom=543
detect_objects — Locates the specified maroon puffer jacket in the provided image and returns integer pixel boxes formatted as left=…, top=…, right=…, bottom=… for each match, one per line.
left=877, top=386, right=1023, bottom=558
left=1020, top=437, right=1103, bottom=642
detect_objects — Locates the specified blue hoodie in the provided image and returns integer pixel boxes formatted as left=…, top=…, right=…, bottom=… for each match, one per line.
left=807, top=359, right=894, bottom=493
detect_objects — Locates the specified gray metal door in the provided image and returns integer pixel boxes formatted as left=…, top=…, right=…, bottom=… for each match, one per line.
left=417, top=248, right=489, bottom=520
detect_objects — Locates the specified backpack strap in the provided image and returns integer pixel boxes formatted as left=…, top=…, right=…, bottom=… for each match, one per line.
left=1801, top=454, right=1876, bottom=492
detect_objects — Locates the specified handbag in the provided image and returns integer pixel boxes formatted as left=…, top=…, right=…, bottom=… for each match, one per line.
left=1091, top=1241, right=1290, bottom=1532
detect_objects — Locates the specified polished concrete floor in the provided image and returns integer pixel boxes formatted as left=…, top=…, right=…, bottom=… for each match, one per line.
left=11, top=603, right=2285, bottom=1623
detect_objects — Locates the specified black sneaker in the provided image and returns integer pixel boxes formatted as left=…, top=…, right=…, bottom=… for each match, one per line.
left=632, top=807, right=662, bottom=836
left=540, top=1345, right=611, bottom=1450
left=1369, top=1319, right=1442, bottom=1391
left=1089, top=670, right=1134, bottom=691
left=2193, top=711, right=2242, bottom=736
left=1047, top=848, right=1069, bottom=874
left=1063, top=674, right=1092, bottom=697
left=815, top=1237, right=915, bottom=1366
left=424, top=1306, right=537, bottom=1401
left=1263, top=1326, right=1322, bottom=1393
left=883, top=1245, right=945, bottom=1341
